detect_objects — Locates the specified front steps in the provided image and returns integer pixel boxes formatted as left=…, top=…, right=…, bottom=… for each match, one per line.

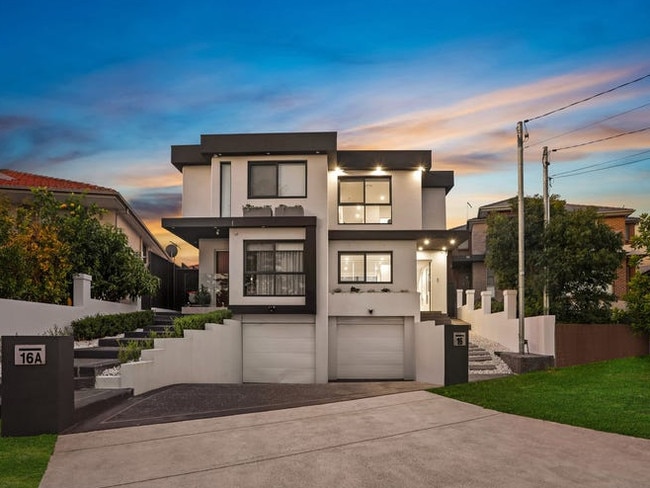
left=469, top=343, right=498, bottom=373
left=69, top=310, right=182, bottom=427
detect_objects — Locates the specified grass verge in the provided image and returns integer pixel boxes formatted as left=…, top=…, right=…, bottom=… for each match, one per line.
left=431, top=355, right=650, bottom=439
left=0, top=424, right=57, bottom=488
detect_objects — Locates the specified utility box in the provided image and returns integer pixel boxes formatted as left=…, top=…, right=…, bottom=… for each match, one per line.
left=1, top=336, right=74, bottom=436
left=444, top=324, right=469, bottom=385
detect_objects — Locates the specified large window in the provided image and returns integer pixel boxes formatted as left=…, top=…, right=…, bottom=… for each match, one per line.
left=338, top=252, right=392, bottom=283
left=244, top=241, right=305, bottom=296
left=338, top=176, right=391, bottom=224
left=248, top=161, right=307, bottom=198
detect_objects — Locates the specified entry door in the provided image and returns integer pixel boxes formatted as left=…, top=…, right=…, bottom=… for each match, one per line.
left=417, top=260, right=431, bottom=311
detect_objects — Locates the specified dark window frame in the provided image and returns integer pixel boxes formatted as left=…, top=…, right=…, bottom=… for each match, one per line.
left=337, top=175, right=392, bottom=224
left=248, top=161, right=307, bottom=199
left=244, top=240, right=306, bottom=296
left=338, top=251, right=393, bottom=284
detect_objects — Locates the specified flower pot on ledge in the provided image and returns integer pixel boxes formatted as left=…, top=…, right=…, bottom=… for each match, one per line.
left=243, top=205, right=273, bottom=217
left=275, top=204, right=304, bottom=216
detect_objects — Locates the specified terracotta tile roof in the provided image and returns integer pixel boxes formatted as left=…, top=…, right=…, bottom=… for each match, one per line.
left=0, top=169, right=115, bottom=193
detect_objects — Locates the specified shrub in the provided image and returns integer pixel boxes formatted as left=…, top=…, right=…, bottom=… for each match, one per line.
left=173, top=309, right=232, bottom=337
left=118, top=338, right=153, bottom=363
left=71, top=310, right=154, bottom=340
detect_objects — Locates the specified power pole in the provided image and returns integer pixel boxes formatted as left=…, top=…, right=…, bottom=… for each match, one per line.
left=542, top=146, right=550, bottom=316
left=517, top=121, right=526, bottom=354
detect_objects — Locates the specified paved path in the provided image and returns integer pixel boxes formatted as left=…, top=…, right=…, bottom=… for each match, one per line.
left=41, top=391, right=650, bottom=487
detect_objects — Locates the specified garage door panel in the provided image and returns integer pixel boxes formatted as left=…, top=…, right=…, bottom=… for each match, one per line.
left=337, top=320, right=404, bottom=380
left=243, top=323, right=315, bottom=383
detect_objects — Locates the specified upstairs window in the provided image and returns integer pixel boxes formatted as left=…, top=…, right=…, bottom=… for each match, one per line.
left=338, top=176, right=391, bottom=224
left=248, top=161, right=307, bottom=198
left=244, top=241, right=305, bottom=296
left=338, top=252, right=392, bottom=283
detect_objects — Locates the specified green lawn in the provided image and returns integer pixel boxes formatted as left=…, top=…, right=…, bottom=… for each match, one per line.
left=431, top=355, right=650, bottom=439
left=0, top=424, right=57, bottom=488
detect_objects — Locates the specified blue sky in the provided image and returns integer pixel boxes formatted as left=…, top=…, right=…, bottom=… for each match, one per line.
left=2, top=1, right=649, bottom=264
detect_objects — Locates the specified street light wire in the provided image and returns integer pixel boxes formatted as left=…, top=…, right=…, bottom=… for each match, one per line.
left=524, top=72, right=650, bottom=123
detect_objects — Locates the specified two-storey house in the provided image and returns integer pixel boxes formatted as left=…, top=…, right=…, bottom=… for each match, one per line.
left=162, top=132, right=466, bottom=383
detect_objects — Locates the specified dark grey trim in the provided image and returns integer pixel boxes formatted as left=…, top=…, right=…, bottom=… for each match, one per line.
left=422, top=171, right=455, bottom=194
left=335, top=150, right=431, bottom=172
left=162, top=216, right=317, bottom=248
left=329, top=229, right=469, bottom=252
left=171, top=144, right=210, bottom=170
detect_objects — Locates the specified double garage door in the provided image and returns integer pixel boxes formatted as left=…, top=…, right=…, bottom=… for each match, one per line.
left=337, top=317, right=405, bottom=380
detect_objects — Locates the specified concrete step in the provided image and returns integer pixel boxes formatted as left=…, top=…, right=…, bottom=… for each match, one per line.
left=98, top=337, right=154, bottom=347
left=73, top=357, right=121, bottom=376
left=71, top=388, right=133, bottom=429
left=74, top=346, right=121, bottom=359
left=469, top=355, right=493, bottom=362
left=74, top=376, right=95, bottom=389
left=469, top=363, right=497, bottom=371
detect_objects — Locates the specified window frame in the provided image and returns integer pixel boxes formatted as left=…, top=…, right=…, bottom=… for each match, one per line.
left=247, top=161, right=307, bottom=199
left=338, top=251, right=393, bottom=284
left=337, top=175, right=392, bottom=224
left=244, top=240, right=306, bottom=296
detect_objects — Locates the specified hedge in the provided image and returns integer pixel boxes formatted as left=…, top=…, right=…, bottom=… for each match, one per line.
left=173, top=309, right=233, bottom=337
left=71, top=310, right=154, bottom=340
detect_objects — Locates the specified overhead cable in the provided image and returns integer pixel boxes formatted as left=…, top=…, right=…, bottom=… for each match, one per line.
left=525, top=72, right=650, bottom=123
left=551, top=126, right=650, bottom=152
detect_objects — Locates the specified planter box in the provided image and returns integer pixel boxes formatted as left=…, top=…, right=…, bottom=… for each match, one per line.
left=275, top=205, right=304, bottom=216
left=243, top=206, right=272, bottom=217
left=329, top=291, right=419, bottom=317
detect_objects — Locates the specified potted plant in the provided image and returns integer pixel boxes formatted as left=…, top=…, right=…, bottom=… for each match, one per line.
left=195, top=285, right=212, bottom=305
left=275, top=204, right=304, bottom=216
left=243, top=204, right=272, bottom=217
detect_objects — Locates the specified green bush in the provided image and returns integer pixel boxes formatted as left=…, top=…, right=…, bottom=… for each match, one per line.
left=117, top=337, right=154, bottom=363
left=173, top=309, right=232, bottom=337
left=71, top=310, right=154, bottom=340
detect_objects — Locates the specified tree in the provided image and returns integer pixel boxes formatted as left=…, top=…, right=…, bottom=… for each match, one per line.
left=0, top=196, right=72, bottom=303
left=625, top=213, right=650, bottom=333
left=485, top=196, right=625, bottom=322
left=0, top=189, right=159, bottom=303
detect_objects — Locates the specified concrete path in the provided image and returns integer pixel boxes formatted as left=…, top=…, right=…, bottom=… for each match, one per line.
left=40, top=391, right=650, bottom=487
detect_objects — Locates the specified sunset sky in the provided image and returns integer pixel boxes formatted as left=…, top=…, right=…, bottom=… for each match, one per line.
left=2, top=1, right=649, bottom=264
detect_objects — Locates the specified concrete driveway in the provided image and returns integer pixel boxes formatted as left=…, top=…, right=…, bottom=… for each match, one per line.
left=40, top=390, right=650, bottom=488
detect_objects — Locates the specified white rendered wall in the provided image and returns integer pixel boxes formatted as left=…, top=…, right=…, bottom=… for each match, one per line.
left=422, top=187, right=447, bottom=230
left=182, top=166, right=212, bottom=216
left=415, top=320, right=445, bottom=385
left=96, top=319, right=243, bottom=395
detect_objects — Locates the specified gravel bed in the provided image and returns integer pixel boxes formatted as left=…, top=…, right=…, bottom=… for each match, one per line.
left=469, top=332, right=514, bottom=375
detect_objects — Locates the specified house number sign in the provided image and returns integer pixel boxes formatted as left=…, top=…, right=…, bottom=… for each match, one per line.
left=453, top=332, right=467, bottom=347
left=14, top=344, right=46, bottom=366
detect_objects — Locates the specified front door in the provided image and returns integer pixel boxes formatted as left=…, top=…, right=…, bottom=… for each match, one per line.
left=417, top=260, right=431, bottom=311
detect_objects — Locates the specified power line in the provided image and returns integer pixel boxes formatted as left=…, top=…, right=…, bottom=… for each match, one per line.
left=551, top=156, right=650, bottom=180
left=524, top=72, right=650, bottom=123
left=551, top=149, right=650, bottom=177
left=551, top=126, right=650, bottom=152
left=525, top=101, right=650, bottom=148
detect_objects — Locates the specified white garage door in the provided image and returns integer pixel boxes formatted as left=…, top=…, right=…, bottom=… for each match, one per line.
left=243, top=322, right=315, bottom=383
left=337, top=317, right=404, bottom=379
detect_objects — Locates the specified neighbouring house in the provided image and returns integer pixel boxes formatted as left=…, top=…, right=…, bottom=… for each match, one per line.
left=0, top=169, right=174, bottom=309
left=451, top=197, right=639, bottom=300
left=162, top=131, right=467, bottom=383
